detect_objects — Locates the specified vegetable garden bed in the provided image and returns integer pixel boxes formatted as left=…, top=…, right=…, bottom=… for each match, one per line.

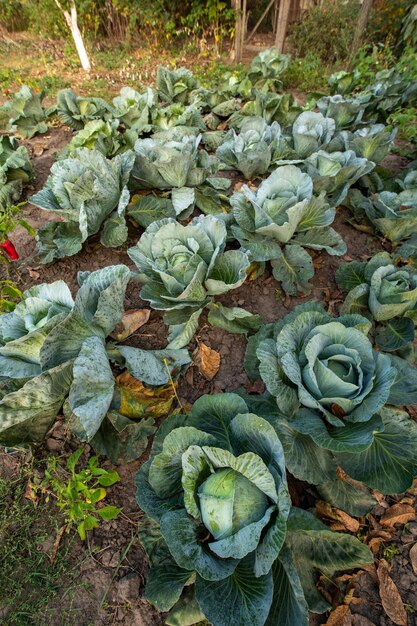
left=1, top=50, right=417, bottom=626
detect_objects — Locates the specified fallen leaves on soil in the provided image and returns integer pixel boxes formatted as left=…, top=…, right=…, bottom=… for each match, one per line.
left=377, top=560, right=408, bottom=626
left=194, top=341, right=221, bottom=380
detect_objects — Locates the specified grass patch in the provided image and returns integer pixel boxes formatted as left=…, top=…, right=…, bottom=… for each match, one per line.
left=0, top=454, right=83, bottom=625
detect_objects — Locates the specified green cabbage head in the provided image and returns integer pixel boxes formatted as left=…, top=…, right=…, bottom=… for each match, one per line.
left=136, top=392, right=372, bottom=626
left=337, top=252, right=417, bottom=352
left=256, top=303, right=397, bottom=426
left=128, top=215, right=251, bottom=345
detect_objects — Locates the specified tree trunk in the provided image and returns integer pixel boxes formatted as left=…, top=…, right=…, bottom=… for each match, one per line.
left=351, top=0, right=374, bottom=59
left=275, top=0, right=292, bottom=53
left=233, top=0, right=243, bottom=62
left=54, top=0, right=91, bottom=71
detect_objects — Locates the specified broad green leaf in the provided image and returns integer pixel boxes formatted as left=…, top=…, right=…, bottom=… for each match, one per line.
left=160, top=509, right=238, bottom=581
left=135, top=460, right=183, bottom=522
left=118, top=345, right=191, bottom=385
left=167, top=309, right=203, bottom=349
left=68, top=336, right=114, bottom=441
left=340, top=283, right=370, bottom=317
left=145, top=561, right=194, bottom=612
left=289, top=409, right=384, bottom=453
left=336, top=407, right=417, bottom=493
left=271, top=244, right=314, bottom=295
left=187, top=393, right=248, bottom=450
left=375, top=318, right=415, bottom=352
left=265, top=545, right=308, bottom=626
left=293, top=227, right=346, bottom=256
left=128, top=194, right=176, bottom=228
left=195, top=555, right=273, bottom=626
left=272, top=417, right=336, bottom=484
left=171, top=186, right=195, bottom=215
left=207, top=302, right=262, bottom=335
left=149, top=427, right=216, bottom=498
left=336, top=261, right=367, bottom=291
left=285, top=507, right=372, bottom=612
left=165, top=588, right=206, bottom=626
left=0, top=361, right=73, bottom=445
left=317, top=476, right=376, bottom=517
left=91, top=412, right=156, bottom=464
left=388, top=353, right=417, bottom=405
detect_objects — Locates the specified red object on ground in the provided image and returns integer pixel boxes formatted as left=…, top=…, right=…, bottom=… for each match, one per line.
left=0, top=240, right=19, bottom=260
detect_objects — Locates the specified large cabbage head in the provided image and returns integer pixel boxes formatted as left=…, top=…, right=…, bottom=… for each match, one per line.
left=31, top=148, right=135, bottom=262
left=230, top=164, right=335, bottom=248
left=136, top=392, right=291, bottom=626
left=216, top=116, right=282, bottom=179
left=248, top=48, right=291, bottom=91
left=304, top=149, right=374, bottom=205
left=56, top=88, right=113, bottom=130
left=316, top=95, right=363, bottom=130
left=337, top=253, right=417, bottom=354
left=128, top=215, right=250, bottom=314
left=130, top=135, right=208, bottom=191
left=291, top=111, right=336, bottom=158
left=257, top=303, right=396, bottom=426
left=346, top=124, right=397, bottom=163
left=0, top=85, right=48, bottom=138
left=136, top=392, right=373, bottom=626
left=112, top=86, right=154, bottom=132
left=156, top=66, right=199, bottom=104
left=0, top=135, right=33, bottom=210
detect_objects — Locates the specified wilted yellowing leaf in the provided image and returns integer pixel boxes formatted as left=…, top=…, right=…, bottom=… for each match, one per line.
left=117, top=371, right=176, bottom=419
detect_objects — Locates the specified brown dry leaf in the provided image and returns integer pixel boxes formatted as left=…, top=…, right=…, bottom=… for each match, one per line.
left=23, top=479, right=38, bottom=507
left=116, top=371, right=176, bottom=419
left=33, top=144, right=44, bottom=157
left=316, top=500, right=360, bottom=533
left=246, top=379, right=265, bottom=394
left=377, top=560, right=408, bottom=626
left=110, top=309, right=150, bottom=341
left=195, top=342, right=220, bottom=380
left=410, top=542, right=417, bottom=576
left=185, top=366, right=194, bottom=387
left=324, top=604, right=350, bottom=626
left=27, top=266, right=40, bottom=280
left=50, top=525, right=67, bottom=564
left=380, top=503, right=416, bottom=528
left=234, top=181, right=245, bottom=192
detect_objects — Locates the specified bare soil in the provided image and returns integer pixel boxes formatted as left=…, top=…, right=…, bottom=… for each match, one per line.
left=1, top=126, right=416, bottom=626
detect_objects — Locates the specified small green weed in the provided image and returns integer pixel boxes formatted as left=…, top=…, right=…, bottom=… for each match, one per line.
left=282, top=53, right=335, bottom=92
left=42, top=448, right=121, bottom=540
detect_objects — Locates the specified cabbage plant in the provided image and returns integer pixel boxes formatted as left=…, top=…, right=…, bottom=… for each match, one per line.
left=247, top=48, right=291, bottom=92
left=337, top=252, right=417, bottom=352
left=128, top=215, right=257, bottom=348
left=0, top=85, right=48, bottom=138
left=56, top=88, right=113, bottom=130
left=344, top=124, right=397, bottom=163
left=347, top=187, right=417, bottom=244
left=0, top=135, right=33, bottom=211
left=58, top=120, right=136, bottom=159
left=216, top=116, right=282, bottom=179
left=129, top=135, right=212, bottom=215
left=290, top=111, right=336, bottom=159
left=112, top=86, right=154, bottom=133
left=248, top=302, right=417, bottom=496
left=229, top=91, right=303, bottom=130
left=136, top=393, right=371, bottom=626
left=31, top=148, right=135, bottom=262
left=316, top=95, right=364, bottom=130
left=156, top=66, right=199, bottom=104
left=151, top=102, right=205, bottom=132
left=304, top=149, right=374, bottom=205
left=230, top=165, right=346, bottom=294
left=0, top=265, right=190, bottom=461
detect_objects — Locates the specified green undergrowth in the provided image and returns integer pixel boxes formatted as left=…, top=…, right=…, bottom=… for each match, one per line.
left=0, top=454, right=85, bottom=626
